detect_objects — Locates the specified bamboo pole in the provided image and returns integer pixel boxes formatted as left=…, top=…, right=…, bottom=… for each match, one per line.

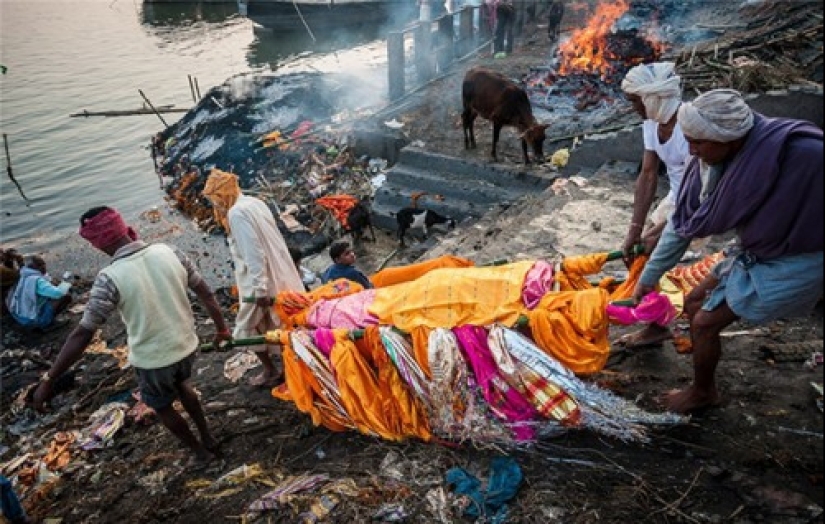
left=194, top=77, right=202, bottom=99
left=137, top=89, right=169, bottom=128
left=69, top=107, right=189, bottom=118
left=188, top=75, right=197, bottom=103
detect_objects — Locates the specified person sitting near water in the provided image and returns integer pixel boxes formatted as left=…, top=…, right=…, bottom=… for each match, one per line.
left=632, top=89, right=823, bottom=414
left=321, top=241, right=373, bottom=289
left=5, top=254, right=72, bottom=330
left=32, top=207, right=232, bottom=468
left=1, top=247, right=25, bottom=316
left=618, top=62, right=695, bottom=348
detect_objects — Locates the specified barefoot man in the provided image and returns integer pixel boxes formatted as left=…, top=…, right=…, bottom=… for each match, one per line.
left=632, top=89, right=823, bottom=413
left=203, top=169, right=304, bottom=387
left=619, top=62, right=691, bottom=348
left=33, top=207, right=231, bottom=466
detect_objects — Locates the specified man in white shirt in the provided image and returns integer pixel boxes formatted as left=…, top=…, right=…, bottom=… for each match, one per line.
left=619, top=62, right=691, bottom=348
left=203, top=169, right=305, bottom=387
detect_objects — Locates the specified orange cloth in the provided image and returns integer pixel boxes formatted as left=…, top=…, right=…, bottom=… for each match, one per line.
left=526, top=287, right=610, bottom=374
left=315, top=194, right=360, bottom=229
left=556, top=253, right=609, bottom=291
left=409, top=326, right=433, bottom=379
left=607, top=255, right=649, bottom=301
left=271, top=330, right=350, bottom=432
left=333, top=329, right=431, bottom=441
left=201, top=168, right=241, bottom=232
left=369, top=261, right=535, bottom=332
left=370, top=255, right=475, bottom=288
left=275, top=278, right=364, bottom=328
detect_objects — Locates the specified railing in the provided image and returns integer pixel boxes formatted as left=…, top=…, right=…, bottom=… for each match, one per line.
left=387, top=5, right=492, bottom=101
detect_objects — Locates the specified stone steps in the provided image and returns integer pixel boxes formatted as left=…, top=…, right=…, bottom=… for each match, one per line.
left=371, top=146, right=554, bottom=231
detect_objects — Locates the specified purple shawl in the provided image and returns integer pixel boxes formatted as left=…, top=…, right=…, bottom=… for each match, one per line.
left=672, top=114, right=823, bottom=259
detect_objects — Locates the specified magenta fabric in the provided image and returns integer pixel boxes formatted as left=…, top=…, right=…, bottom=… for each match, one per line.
left=673, top=114, right=823, bottom=259
left=79, top=208, right=138, bottom=250
left=453, top=325, right=538, bottom=441
left=312, top=328, right=336, bottom=358
left=607, top=292, right=678, bottom=327
left=307, top=289, right=379, bottom=330
left=521, top=261, right=555, bottom=310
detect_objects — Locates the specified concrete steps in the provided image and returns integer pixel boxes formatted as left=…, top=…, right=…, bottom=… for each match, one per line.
left=372, top=146, right=555, bottom=231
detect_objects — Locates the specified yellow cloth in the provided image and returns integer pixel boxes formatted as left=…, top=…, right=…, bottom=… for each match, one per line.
left=202, top=168, right=241, bottom=232
left=526, top=287, right=610, bottom=374
left=369, top=261, right=535, bottom=332
left=370, top=255, right=475, bottom=288
left=607, top=255, right=649, bottom=301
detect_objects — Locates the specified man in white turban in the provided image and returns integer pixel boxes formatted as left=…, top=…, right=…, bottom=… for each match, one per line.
left=633, top=88, right=823, bottom=414
left=618, top=62, right=692, bottom=348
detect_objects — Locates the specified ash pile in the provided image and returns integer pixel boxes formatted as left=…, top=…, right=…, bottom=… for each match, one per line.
left=151, top=72, right=388, bottom=255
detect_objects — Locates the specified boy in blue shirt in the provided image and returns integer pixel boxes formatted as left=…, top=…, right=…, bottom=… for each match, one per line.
left=320, top=241, right=373, bottom=289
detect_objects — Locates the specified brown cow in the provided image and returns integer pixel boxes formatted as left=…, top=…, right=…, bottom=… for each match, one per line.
left=461, top=66, right=548, bottom=164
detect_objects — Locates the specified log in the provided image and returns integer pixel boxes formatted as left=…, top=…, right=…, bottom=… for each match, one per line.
left=70, top=106, right=189, bottom=118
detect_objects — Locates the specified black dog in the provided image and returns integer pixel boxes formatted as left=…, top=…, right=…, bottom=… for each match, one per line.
left=345, top=200, right=376, bottom=245
left=395, top=207, right=456, bottom=247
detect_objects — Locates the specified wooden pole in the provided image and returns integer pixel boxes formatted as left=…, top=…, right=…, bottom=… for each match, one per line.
left=3, top=133, right=30, bottom=203
left=188, top=75, right=197, bottom=103
left=137, top=89, right=169, bottom=128
left=194, top=77, right=202, bottom=100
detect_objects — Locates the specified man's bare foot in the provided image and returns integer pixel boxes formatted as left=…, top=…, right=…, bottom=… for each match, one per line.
left=202, top=435, right=222, bottom=457
left=185, top=449, right=217, bottom=472
left=617, top=324, right=673, bottom=348
left=248, top=370, right=282, bottom=388
left=664, top=385, right=721, bottom=414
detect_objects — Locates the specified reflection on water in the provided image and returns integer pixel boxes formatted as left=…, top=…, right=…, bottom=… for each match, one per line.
left=140, top=1, right=242, bottom=27
left=247, top=25, right=382, bottom=68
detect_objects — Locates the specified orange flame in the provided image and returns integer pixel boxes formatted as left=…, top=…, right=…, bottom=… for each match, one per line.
left=558, top=0, right=630, bottom=77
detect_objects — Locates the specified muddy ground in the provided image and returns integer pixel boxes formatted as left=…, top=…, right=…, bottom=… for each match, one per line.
left=2, top=3, right=824, bottom=523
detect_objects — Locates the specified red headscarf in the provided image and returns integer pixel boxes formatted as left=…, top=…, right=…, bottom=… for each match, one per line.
left=79, top=208, right=138, bottom=250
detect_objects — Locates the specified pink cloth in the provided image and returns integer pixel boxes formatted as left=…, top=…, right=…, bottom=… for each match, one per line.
left=312, top=328, right=336, bottom=358
left=308, top=289, right=379, bottom=330
left=79, top=208, right=138, bottom=250
left=521, top=261, right=555, bottom=310
left=606, top=292, right=678, bottom=327
left=453, top=325, right=538, bottom=441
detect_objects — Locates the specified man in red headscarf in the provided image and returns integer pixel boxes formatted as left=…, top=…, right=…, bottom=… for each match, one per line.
left=32, top=206, right=232, bottom=468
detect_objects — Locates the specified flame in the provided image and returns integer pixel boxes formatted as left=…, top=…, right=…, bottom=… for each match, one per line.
left=558, top=0, right=630, bottom=77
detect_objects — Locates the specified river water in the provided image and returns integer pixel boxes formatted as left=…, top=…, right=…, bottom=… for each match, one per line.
left=0, top=0, right=387, bottom=250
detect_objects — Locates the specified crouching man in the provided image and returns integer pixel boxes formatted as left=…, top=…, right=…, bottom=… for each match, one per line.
left=633, top=89, right=823, bottom=413
left=32, top=207, right=232, bottom=466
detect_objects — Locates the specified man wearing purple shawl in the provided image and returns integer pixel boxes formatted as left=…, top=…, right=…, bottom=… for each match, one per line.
left=632, top=89, right=823, bottom=414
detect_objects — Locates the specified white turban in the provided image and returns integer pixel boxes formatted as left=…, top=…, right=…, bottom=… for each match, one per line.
left=677, top=89, right=755, bottom=142
left=621, top=62, right=682, bottom=124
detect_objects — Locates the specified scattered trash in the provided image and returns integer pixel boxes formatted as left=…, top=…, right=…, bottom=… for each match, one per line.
left=247, top=474, right=330, bottom=514
left=373, top=503, right=408, bottom=522
left=549, top=147, right=570, bottom=168
left=78, top=402, right=128, bottom=450
left=223, top=351, right=261, bottom=383
left=446, top=457, right=522, bottom=524
left=300, top=493, right=339, bottom=523
left=803, top=351, right=823, bottom=371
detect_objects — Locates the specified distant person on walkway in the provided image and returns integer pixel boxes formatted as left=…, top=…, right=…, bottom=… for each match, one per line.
left=493, top=0, right=515, bottom=56
left=547, top=0, right=564, bottom=43
left=203, top=169, right=305, bottom=388
left=32, top=207, right=231, bottom=467
left=633, top=89, right=823, bottom=413
left=321, top=241, right=374, bottom=289
left=618, top=62, right=692, bottom=348
left=1, top=247, right=25, bottom=316
left=5, top=254, right=72, bottom=330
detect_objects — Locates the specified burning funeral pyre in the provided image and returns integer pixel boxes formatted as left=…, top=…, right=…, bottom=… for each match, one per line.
left=525, top=0, right=669, bottom=135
